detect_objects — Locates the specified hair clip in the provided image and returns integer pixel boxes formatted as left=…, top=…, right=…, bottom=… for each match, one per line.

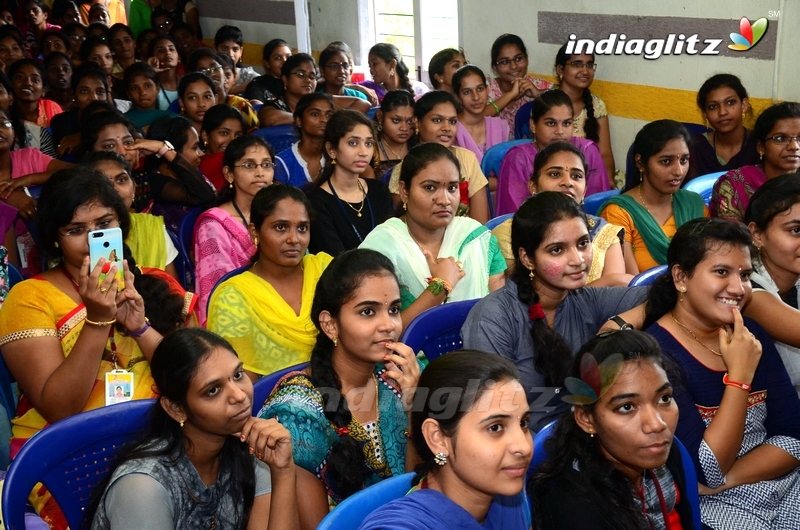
left=336, top=427, right=350, bottom=436
left=562, top=352, right=624, bottom=405
left=528, top=302, right=546, bottom=321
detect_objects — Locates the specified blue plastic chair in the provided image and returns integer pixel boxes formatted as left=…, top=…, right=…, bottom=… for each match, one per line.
left=583, top=189, right=620, bottom=216
left=1, top=399, right=156, bottom=530
left=629, top=264, right=667, bottom=287
left=175, top=207, right=203, bottom=290
left=7, top=261, right=22, bottom=287
left=205, top=264, right=250, bottom=317
left=683, top=171, right=725, bottom=205
left=514, top=101, right=534, bottom=139
left=400, top=298, right=479, bottom=362
left=528, top=420, right=557, bottom=477
left=380, top=166, right=394, bottom=186
left=317, top=472, right=414, bottom=529
left=251, top=362, right=309, bottom=415
left=480, top=139, right=529, bottom=180
left=252, top=125, right=299, bottom=154
left=485, top=212, right=513, bottom=231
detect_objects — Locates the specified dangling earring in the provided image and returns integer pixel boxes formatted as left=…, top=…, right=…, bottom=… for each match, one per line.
left=434, top=452, right=448, bottom=466
left=333, top=336, right=338, bottom=347
left=402, top=201, right=407, bottom=211
left=253, top=236, right=258, bottom=247
left=679, top=287, right=686, bottom=303
left=229, top=181, right=233, bottom=188
left=588, top=429, right=594, bottom=438
left=54, top=241, right=59, bottom=248
left=528, top=268, right=534, bottom=280
left=759, top=152, right=764, bottom=163
left=179, top=418, right=185, bottom=428
left=331, top=157, right=337, bottom=165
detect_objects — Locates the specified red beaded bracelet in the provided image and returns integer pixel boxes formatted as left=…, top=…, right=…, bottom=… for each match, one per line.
left=722, top=373, right=752, bottom=392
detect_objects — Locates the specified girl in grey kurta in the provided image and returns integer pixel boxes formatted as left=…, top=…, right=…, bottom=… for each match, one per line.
left=461, top=190, right=646, bottom=430
left=90, top=329, right=299, bottom=530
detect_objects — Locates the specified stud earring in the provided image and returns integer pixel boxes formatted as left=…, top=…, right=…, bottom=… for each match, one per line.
left=253, top=236, right=258, bottom=247
left=390, top=69, right=396, bottom=77
left=434, top=452, right=448, bottom=466
left=333, top=336, right=338, bottom=347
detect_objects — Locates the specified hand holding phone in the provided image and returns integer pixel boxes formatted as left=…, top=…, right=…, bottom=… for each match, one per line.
left=89, top=227, right=125, bottom=291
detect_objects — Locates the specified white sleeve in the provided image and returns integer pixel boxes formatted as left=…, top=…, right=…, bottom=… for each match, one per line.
left=164, top=226, right=179, bottom=265
left=254, top=458, right=273, bottom=497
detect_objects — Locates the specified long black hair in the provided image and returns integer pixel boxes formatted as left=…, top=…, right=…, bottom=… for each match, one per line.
left=624, top=120, right=691, bottom=192
left=0, top=73, right=29, bottom=149
left=555, top=43, right=599, bottom=142
left=84, top=329, right=256, bottom=529
left=745, top=173, right=800, bottom=231
left=369, top=43, right=412, bottom=94
left=410, top=350, right=520, bottom=484
left=643, top=218, right=753, bottom=329
left=510, top=191, right=588, bottom=385
left=316, top=109, right=375, bottom=186
left=529, top=330, right=672, bottom=530
left=308, top=248, right=399, bottom=499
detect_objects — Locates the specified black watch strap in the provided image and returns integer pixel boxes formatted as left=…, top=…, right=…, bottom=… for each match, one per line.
left=608, top=315, right=634, bottom=330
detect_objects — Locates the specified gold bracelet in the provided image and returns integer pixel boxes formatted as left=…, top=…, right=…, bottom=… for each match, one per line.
left=85, top=317, right=117, bottom=327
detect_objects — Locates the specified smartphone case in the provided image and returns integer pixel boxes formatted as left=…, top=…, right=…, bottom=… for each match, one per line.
left=88, top=227, right=125, bottom=290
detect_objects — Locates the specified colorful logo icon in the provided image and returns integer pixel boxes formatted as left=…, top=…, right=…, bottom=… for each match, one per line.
left=728, top=17, right=768, bottom=51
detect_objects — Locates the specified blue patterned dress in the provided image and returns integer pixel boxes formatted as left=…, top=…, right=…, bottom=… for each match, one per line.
left=258, top=365, right=408, bottom=505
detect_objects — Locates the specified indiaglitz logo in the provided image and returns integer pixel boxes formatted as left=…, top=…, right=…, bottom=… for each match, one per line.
left=728, top=17, right=768, bottom=51
left=565, top=15, right=769, bottom=60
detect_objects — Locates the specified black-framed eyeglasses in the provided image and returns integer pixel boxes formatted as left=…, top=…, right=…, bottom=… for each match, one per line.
left=495, top=54, right=526, bottom=68
left=568, top=60, right=597, bottom=71
left=234, top=161, right=276, bottom=170
left=765, top=135, right=800, bottom=145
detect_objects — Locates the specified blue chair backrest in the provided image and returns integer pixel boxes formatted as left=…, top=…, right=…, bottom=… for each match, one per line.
left=629, top=264, right=667, bottom=287
left=674, top=437, right=703, bottom=530
left=176, top=207, right=203, bottom=290
left=366, top=106, right=379, bottom=120
left=528, top=420, right=557, bottom=477
left=683, top=171, right=725, bottom=205
left=206, top=264, right=250, bottom=317
left=252, top=125, right=299, bottom=154
left=317, top=472, right=414, bottom=529
left=400, top=298, right=479, bottom=362
left=380, top=166, right=394, bottom=186
left=481, top=139, right=529, bottom=180
left=2, top=399, right=156, bottom=530
left=514, top=101, right=534, bottom=139
left=485, top=212, right=514, bottom=231
left=7, top=262, right=22, bottom=287
left=252, top=362, right=309, bottom=415
left=583, top=189, right=620, bottom=216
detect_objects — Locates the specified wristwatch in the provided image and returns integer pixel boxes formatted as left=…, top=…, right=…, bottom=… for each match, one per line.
left=608, top=315, right=634, bottom=330
left=155, top=140, right=174, bottom=158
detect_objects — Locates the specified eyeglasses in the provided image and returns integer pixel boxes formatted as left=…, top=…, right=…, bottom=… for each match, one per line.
left=495, top=54, right=526, bottom=68
left=289, top=70, right=316, bottom=79
left=198, top=65, right=222, bottom=76
left=765, top=135, right=800, bottom=145
left=60, top=220, right=117, bottom=237
left=234, top=161, right=276, bottom=170
left=568, top=60, right=597, bottom=71
left=325, top=62, right=351, bottom=72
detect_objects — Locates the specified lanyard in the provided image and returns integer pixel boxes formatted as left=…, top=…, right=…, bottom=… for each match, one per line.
left=638, top=469, right=672, bottom=530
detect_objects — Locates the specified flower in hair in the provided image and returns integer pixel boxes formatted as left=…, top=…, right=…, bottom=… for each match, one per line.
left=336, top=427, right=350, bottom=436
left=458, top=181, right=469, bottom=205
left=562, top=352, right=624, bottom=405
left=528, top=303, right=546, bottom=321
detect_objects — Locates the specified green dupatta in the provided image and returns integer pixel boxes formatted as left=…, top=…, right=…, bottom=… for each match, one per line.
left=600, top=190, right=705, bottom=264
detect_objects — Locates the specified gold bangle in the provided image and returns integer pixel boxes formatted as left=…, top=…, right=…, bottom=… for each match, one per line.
left=85, top=317, right=117, bottom=327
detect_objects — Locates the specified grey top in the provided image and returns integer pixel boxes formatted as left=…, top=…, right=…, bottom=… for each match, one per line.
left=91, top=445, right=272, bottom=529
left=462, top=281, right=647, bottom=429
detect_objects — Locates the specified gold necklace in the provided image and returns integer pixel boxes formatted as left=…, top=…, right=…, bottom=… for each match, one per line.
left=381, top=139, right=406, bottom=160
left=671, top=312, right=722, bottom=356
left=336, top=178, right=367, bottom=217
left=638, top=184, right=673, bottom=216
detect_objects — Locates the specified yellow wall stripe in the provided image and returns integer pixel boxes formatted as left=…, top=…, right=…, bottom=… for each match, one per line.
left=533, top=73, right=775, bottom=128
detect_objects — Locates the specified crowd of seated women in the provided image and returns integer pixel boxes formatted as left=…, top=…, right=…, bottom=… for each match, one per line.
left=0, top=7, right=796, bottom=529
